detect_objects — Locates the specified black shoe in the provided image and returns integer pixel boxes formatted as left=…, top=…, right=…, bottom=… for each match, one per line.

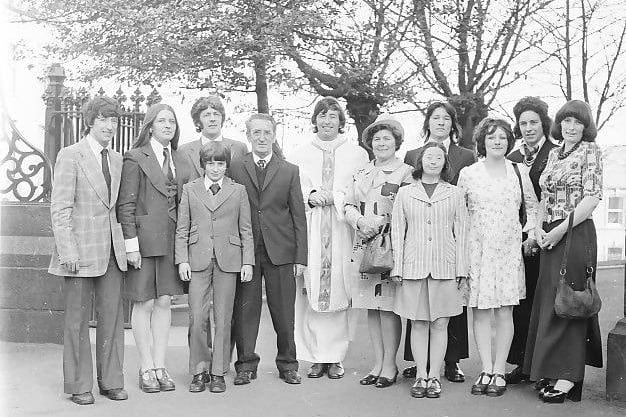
left=279, top=370, right=302, bottom=384
left=534, top=378, right=553, bottom=391
left=444, top=362, right=465, bottom=383
left=375, top=370, right=398, bottom=388
left=308, top=363, right=328, bottom=378
left=189, top=372, right=210, bottom=392
left=471, top=372, right=492, bottom=395
left=209, top=375, right=226, bottom=393
left=70, top=392, right=95, bottom=405
left=403, top=366, right=417, bottom=379
left=359, top=374, right=379, bottom=385
left=542, top=382, right=582, bottom=403
left=485, top=374, right=507, bottom=397
left=327, top=362, right=345, bottom=379
left=504, top=366, right=529, bottom=384
left=234, top=370, right=257, bottom=386
left=98, top=387, right=128, bottom=400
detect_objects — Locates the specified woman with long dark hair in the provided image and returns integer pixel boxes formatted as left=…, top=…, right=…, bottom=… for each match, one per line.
left=118, top=103, right=191, bottom=393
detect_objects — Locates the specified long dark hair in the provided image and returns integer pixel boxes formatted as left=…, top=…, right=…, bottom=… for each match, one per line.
left=422, top=101, right=461, bottom=143
left=133, top=103, right=180, bottom=150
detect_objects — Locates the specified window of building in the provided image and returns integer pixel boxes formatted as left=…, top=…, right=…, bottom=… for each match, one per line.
left=607, top=196, right=624, bottom=225
left=607, top=247, right=623, bottom=261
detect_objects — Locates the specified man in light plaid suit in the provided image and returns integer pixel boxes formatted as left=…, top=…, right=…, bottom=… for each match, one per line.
left=49, top=96, right=128, bottom=405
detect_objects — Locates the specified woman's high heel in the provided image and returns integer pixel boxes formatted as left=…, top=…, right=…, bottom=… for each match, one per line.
left=542, top=381, right=582, bottom=403
left=359, top=374, right=379, bottom=385
left=375, top=369, right=398, bottom=388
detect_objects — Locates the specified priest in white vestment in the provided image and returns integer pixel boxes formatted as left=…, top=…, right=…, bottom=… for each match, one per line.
left=291, top=97, right=369, bottom=379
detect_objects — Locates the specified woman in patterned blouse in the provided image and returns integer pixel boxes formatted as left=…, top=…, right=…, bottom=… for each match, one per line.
left=523, top=100, right=603, bottom=403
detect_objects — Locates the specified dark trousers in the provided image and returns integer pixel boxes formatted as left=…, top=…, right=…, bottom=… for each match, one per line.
left=233, top=244, right=298, bottom=372
left=507, top=252, right=540, bottom=366
left=63, top=254, right=124, bottom=394
left=403, top=308, right=469, bottom=364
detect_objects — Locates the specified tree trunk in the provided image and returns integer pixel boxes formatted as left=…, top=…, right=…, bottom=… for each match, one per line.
left=448, top=92, right=489, bottom=150
left=345, top=96, right=380, bottom=160
left=253, top=56, right=269, bottom=113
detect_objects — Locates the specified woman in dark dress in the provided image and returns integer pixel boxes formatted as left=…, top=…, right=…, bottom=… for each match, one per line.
left=118, top=103, right=191, bottom=393
left=523, top=100, right=603, bottom=403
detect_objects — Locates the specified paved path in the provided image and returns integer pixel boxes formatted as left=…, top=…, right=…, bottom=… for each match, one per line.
left=1, top=267, right=625, bottom=417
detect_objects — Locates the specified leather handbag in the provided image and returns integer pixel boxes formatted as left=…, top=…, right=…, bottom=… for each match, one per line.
left=554, top=213, right=602, bottom=319
left=359, top=223, right=394, bottom=274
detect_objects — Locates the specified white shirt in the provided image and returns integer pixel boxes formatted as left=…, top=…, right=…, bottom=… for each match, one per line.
left=427, top=137, right=451, bottom=152
left=201, top=134, right=223, bottom=146
left=85, top=134, right=110, bottom=169
left=204, top=176, right=224, bottom=192
left=150, top=138, right=176, bottom=176
left=252, top=151, right=272, bottom=167
left=521, top=135, right=546, bottom=153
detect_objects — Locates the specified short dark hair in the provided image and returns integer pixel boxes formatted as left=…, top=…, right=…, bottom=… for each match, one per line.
left=199, top=142, right=230, bottom=168
left=133, top=103, right=180, bottom=150
left=422, top=101, right=462, bottom=143
left=412, top=142, right=453, bottom=182
left=512, top=96, right=552, bottom=140
left=551, top=100, right=597, bottom=142
left=364, top=123, right=403, bottom=151
left=311, top=97, right=346, bottom=134
left=191, top=96, right=226, bottom=132
left=82, top=96, right=121, bottom=135
left=474, top=118, right=515, bottom=157
left=245, top=113, right=277, bottom=134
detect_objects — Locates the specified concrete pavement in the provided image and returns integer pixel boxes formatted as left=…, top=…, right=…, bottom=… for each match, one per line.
left=1, top=267, right=625, bottom=417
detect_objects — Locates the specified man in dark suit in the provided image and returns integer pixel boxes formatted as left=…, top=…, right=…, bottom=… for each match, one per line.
left=180, top=95, right=248, bottom=180
left=505, top=97, right=557, bottom=383
left=402, top=101, right=476, bottom=383
left=230, top=113, right=308, bottom=385
left=49, top=96, right=128, bottom=405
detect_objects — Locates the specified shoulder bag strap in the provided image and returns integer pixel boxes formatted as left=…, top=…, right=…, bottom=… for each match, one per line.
left=559, top=212, right=575, bottom=282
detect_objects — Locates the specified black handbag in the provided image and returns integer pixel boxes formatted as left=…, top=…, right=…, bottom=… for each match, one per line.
left=359, top=223, right=394, bottom=274
left=554, top=213, right=602, bottom=319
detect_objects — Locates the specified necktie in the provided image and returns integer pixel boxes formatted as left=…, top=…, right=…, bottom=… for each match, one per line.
left=209, top=183, right=220, bottom=195
left=257, top=159, right=266, bottom=169
left=101, top=148, right=111, bottom=201
left=162, top=148, right=174, bottom=181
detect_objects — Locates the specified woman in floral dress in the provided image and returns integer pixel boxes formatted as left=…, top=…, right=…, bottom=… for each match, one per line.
left=457, top=118, right=537, bottom=397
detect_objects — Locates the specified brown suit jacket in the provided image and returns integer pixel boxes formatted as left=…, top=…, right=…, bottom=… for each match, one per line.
left=179, top=137, right=248, bottom=180
left=117, top=144, right=192, bottom=257
left=49, top=139, right=127, bottom=276
left=175, top=177, right=254, bottom=272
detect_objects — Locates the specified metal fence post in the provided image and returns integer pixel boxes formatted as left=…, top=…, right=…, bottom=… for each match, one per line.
left=42, top=63, right=66, bottom=170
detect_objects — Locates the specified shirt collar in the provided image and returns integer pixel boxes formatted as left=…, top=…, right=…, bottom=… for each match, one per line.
left=252, top=151, right=272, bottom=165
left=427, top=137, right=451, bottom=152
left=522, top=135, right=546, bottom=152
left=201, top=134, right=223, bottom=146
left=204, top=176, right=224, bottom=190
left=150, top=137, right=171, bottom=156
left=86, top=134, right=108, bottom=156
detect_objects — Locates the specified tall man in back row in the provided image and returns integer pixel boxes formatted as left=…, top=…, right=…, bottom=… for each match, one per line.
left=49, top=96, right=128, bottom=405
left=230, top=113, right=308, bottom=385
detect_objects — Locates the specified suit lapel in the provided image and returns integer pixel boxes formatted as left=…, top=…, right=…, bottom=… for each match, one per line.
left=429, top=182, right=453, bottom=203
left=188, top=140, right=203, bottom=177
left=191, top=179, right=214, bottom=212
left=447, top=143, right=463, bottom=178
left=408, top=183, right=430, bottom=203
left=109, top=150, right=122, bottom=204
left=76, top=140, right=110, bottom=206
left=530, top=140, right=555, bottom=174
left=211, top=179, right=236, bottom=211
left=262, top=157, right=279, bottom=191
left=243, top=155, right=260, bottom=190
left=137, top=145, right=168, bottom=197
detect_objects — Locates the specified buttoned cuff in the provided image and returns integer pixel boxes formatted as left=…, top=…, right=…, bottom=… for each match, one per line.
left=125, top=237, right=139, bottom=253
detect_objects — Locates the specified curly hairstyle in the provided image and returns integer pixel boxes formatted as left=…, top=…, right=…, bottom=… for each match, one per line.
left=512, top=96, right=552, bottom=140
left=191, top=95, right=226, bottom=132
left=82, top=96, right=121, bottom=135
left=473, top=118, right=515, bottom=157
left=363, top=123, right=403, bottom=151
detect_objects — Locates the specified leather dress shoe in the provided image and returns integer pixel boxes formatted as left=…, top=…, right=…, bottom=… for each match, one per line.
left=426, top=378, right=442, bottom=398
left=541, top=382, right=582, bottom=403
left=70, top=392, right=95, bottom=405
left=375, top=369, right=398, bottom=388
left=234, top=370, right=257, bottom=386
left=534, top=378, right=553, bottom=391
left=471, top=372, right=492, bottom=395
left=307, top=363, right=328, bottom=378
left=444, top=362, right=465, bottom=383
left=485, top=373, right=507, bottom=397
left=99, top=387, right=128, bottom=400
left=279, top=370, right=302, bottom=384
left=189, top=371, right=210, bottom=393
left=359, top=374, right=379, bottom=385
left=327, top=362, right=345, bottom=379
left=209, top=375, right=226, bottom=393
left=410, top=378, right=427, bottom=398
left=504, top=366, right=529, bottom=384
left=403, top=366, right=417, bottom=379
left=139, top=369, right=160, bottom=393
left=155, top=367, right=175, bottom=391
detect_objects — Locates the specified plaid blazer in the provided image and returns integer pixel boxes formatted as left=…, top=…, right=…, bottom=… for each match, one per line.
left=48, top=139, right=127, bottom=277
